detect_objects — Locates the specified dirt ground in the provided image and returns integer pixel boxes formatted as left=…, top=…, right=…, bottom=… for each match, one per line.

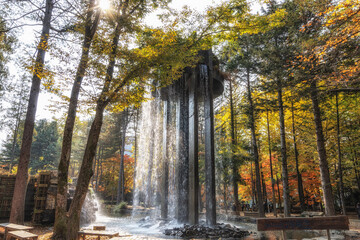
left=2, top=217, right=360, bottom=240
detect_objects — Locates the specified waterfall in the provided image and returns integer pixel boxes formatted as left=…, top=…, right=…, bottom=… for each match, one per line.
left=132, top=90, right=177, bottom=220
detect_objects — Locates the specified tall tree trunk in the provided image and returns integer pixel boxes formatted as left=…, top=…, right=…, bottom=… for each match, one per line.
left=350, top=146, right=360, bottom=191
left=291, top=99, right=305, bottom=212
left=10, top=0, right=53, bottom=224
left=64, top=3, right=128, bottom=235
left=229, top=81, right=239, bottom=210
left=10, top=104, right=22, bottom=172
left=335, top=92, right=346, bottom=215
left=250, top=161, right=255, bottom=207
left=266, top=109, right=277, bottom=217
left=245, top=68, right=264, bottom=217
left=276, top=176, right=282, bottom=212
left=309, top=80, right=335, bottom=216
left=66, top=102, right=106, bottom=240
left=133, top=110, right=139, bottom=194
left=117, top=109, right=129, bottom=203
left=347, top=138, right=360, bottom=190
left=53, top=1, right=100, bottom=237
left=277, top=79, right=291, bottom=217
left=95, top=145, right=101, bottom=191
left=97, top=146, right=104, bottom=191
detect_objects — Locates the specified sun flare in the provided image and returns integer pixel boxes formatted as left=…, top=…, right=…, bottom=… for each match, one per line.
left=99, top=0, right=111, bottom=10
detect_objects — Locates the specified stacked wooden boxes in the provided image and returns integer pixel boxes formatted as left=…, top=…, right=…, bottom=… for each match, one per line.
left=32, top=171, right=58, bottom=223
left=0, top=175, right=16, bottom=218
left=32, top=172, right=51, bottom=223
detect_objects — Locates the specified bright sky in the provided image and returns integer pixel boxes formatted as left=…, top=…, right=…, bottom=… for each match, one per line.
left=33, top=0, right=262, bottom=120
left=35, top=0, right=238, bottom=122
left=0, top=0, right=262, bottom=148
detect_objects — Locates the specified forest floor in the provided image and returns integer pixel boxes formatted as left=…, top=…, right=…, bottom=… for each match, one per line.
left=1, top=216, right=359, bottom=239
left=28, top=217, right=360, bottom=240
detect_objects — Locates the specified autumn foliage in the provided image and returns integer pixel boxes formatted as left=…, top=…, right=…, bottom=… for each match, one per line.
left=95, top=154, right=135, bottom=201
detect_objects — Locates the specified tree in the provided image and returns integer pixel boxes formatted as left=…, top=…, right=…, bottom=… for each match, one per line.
left=229, top=80, right=240, bottom=210
left=9, top=0, right=54, bottom=224
left=30, top=119, right=60, bottom=173
left=0, top=75, right=29, bottom=171
left=55, top=0, right=213, bottom=237
left=290, top=96, right=305, bottom=212
left=335, top=92, right=346, bottom=214
left=117, top=109, right=129, bottom=203
left=53, top=0, right=101, bottom=237
left=0, top=8, right=16, bottom=103
left=291, top=0, right=339, bottom=216
left=222, top=34, right=265, bottom=217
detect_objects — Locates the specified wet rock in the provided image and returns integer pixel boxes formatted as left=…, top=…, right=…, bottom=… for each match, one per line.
left=163, top=223, right=250, bottom=239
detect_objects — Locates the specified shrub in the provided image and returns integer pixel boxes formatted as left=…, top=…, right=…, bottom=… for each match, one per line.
left=113, top=202, right=127, bottom=213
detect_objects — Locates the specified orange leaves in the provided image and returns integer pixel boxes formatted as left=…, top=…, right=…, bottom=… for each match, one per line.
left=96, top=154, right=135, bottom=197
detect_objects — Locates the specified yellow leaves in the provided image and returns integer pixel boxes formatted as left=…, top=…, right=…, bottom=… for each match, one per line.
left=37, top=34, right=50, bottom=51
left=322, top=0, right=360, bottom=48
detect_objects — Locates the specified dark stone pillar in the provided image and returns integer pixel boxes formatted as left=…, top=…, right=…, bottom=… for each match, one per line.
left=188, top=68, right=199, bottom=224
left=176, top=75, right=189, bottom=223
left=201, top=50, right=216, bottom=226
left=161, top=100, right=171, bottom=219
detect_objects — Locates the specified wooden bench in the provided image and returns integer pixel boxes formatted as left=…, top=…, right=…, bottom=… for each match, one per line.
left=6, top=231, right=38, bottom=240
left=257, top=216, right=349, bottom=240
left=243, top=211, right=260, bottom=217
left=109, top=237, right=132, bottom=240
left=0, top=223, right=34, bottom=240
left=78, top=230, right=119, bottom=240
left=93, top=226, right=106, bottom=231
left=300, top=211, right=324, bottom=217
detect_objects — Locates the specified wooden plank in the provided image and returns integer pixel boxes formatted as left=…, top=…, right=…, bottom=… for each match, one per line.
left=257, top=216, right=349, bottom=231
left=0, top=223, right=34, bottom=231
left=244, top=211, right=260, bottom=217
left=7, top=230, right=38, bottom=239
left=93, top=226, right=106, bottom=231
left=109, top=236, right=132, bottom=240
left=77, top=230, right=119, bottom=237
left=300, top=211, right=324, bottom=217
left=37, top=184, right=49, bottom=188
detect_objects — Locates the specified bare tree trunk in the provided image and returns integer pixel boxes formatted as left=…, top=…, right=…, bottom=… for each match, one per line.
left=133, top=110, right=139, bottom=194
left=266, top=109, right=277, bottom=217
left=250, top=161, right=255, bottom=207
left=223, top=182, right=228, bottom=214
left=347, top=138, right=360, bottom=190
left=53, top=1, right=101, bottom=234
left=276, top=176, right=282, bottom=212
left=117, top=109, right=129, bottom=203
left=245, top=68, right=264, bottom=217
left=309, top=80, right=335, bottom=216
left=258, top=140, right=268, bottom=212
left=10, top=104, right=22, bottom=172
left=64, top=4, right=127, bottom=234
left=291, top=99, right=305, bottom=212
left=100, top=148, right=104, bottom=187
left=335, top=92, right=346, bottom=215
left=277, top=79, right=291, bottom=217
left=95, top=145, right=101, bottom=191
left=10, top=0, right=53, bottom=224
left=229, top=81, right=239, bottom=210
left=66, top=102, right=106, bottom=240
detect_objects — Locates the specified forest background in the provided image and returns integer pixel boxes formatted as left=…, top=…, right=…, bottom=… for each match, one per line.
left=0, top=0, right=359, bottom=229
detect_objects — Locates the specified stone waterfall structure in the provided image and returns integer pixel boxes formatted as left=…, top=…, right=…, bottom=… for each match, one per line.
left=133, top=50, right=224, bottom=226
